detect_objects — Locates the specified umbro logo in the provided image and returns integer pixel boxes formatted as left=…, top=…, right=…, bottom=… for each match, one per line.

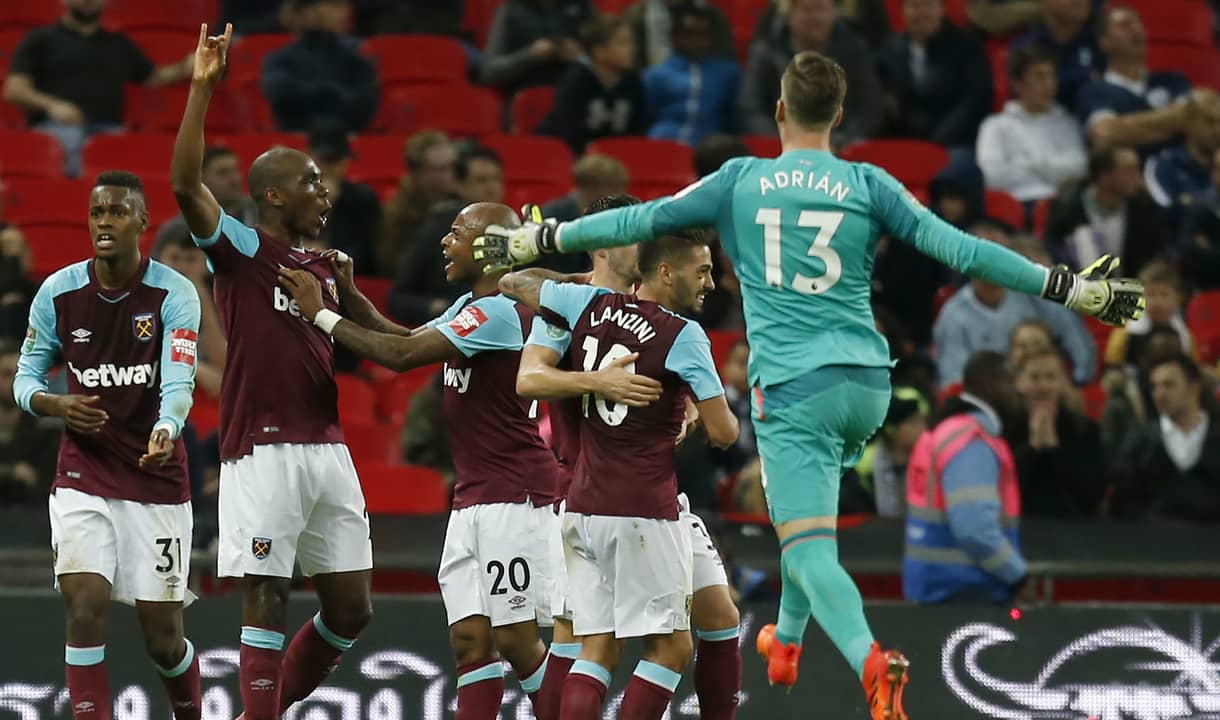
left=74, top=701, right=95, bottom=712
left=250, top=678, right=274, bottom=690
left=71, top=328, right=91, bottom=343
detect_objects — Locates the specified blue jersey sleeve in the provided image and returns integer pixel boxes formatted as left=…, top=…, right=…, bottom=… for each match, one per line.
left=424, top=293, right=472, bottom=329
left=434, top=295, right=525, bottom=357
left=538, top=280, right=608, bottom=329
left=526, top=314, right=573, bottom=355
left=864, top=166, right=1049, bottom=296
left=13, top=279, right=63, bottom=414
left=146, top=263, right=201, bottom=440
left=557, top=158, right=749, bottom=257
left=192, top=211, right=261, bottom=258
left=665, top=322, right=725, bottom=401
left=941, top=438, right=1027, bottom=585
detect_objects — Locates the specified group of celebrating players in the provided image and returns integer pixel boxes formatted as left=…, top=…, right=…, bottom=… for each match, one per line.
left=13, top=20, right=1149, bottom=720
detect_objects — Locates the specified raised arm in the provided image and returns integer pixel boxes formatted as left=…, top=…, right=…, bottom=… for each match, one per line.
left=170, top=24, right=232, bottom=240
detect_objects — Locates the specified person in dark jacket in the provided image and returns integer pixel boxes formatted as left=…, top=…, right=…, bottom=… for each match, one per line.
left=538, top=14, right=649, bottom=153
left=1044, top=144, right=1167, bottom=274
left=1008, top=347, right=1105, bottom=517
left=1180, top=148, right=1220, bottom=291
left=878, top=0, right=992, bottom=151
left=308, top=122, right=382, bottom=275
left=261, top=0, right=379, bottom=133
left=0, top=341, right=60, bottom=506
left=623, top=0, right=735, bottom=68
left=480, top=0, right=593, bottom=95
left=1008, top=0, right=1103, bottom=109
left=1110, top=355, right=1220, bottom=523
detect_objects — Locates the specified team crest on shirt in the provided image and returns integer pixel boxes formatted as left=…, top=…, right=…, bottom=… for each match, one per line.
left=252, top=537, right=272, bottom=560
left=132, top=312, right=156, bottom=342
left=325, top=277, right=339, bottom=303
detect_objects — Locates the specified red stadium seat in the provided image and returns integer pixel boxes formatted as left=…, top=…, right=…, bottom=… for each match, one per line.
left=723, top=0, right=771, bottom=65
left=348, top=135, right=407, bottom=187
left=707, top=329, right=745, bottom=374
left=82, top=133, right=177, bottom=182
left=586, top=137, right=695, bottom=200
left=189, top=392, right=221, bottom=436
left=106, top=0, right=220, bottom=33
left=511, top=86, right=556, bottom=134
left=1031, top=197, right=1051, bottom=237
left=128, top=30, right=198, bottom=65
left=341, top=421, right=402, bottom=466
left=1147, top=43, right=1220, bottom=90
left=0, top=6, right=59, bottom=31
left=3, top=178, right=92, bottom=225
left=1125, top=0, right=1214, bottom=46
left=355, top=276, right=392, bottom=315
left=1187, top=291, right=1220, bottom=364
left=0, top=129, right=66, bottom=179
left=743, top=134, right=781, bottom=158
left=0, top=30, right=27, bottom=67
left=839, top=139, right=950, bottom=188
left=226, top=33, right=294, bottom=84
left=336, top=373, right=378, bottom=423
left=1081, top=383, right=1105, bottom=421
left=0, top=99, right=24, bottom=130
left=379, top=367, right=440, bottom=424
left=229, top=75, right=277, bottom=132
left=932, top=283, right=958, bottom=319
left=986, top=38, right=1010, bottom=112
left=481, top=134, right=574, bottom=194
left=505, top=183, right=570, bottom=212
left=1083, top=316, right=1115, bottom=361
left=359, top=463, right=449, bottom=514
left=373, top=85, right=502, bottom=137
left=23, top=224, right=93, bottom=277
left=125, top=84, right=251, bottom=134
left=984, top=190, right=1026, bottom=230
left=216, top=132, right=308, bottom=169
left=462, top=0, right=500, bottom=48
left=360, top=35, right=468, bottom=88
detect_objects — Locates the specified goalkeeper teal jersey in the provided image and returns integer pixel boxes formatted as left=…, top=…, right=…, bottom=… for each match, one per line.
left=557, top=149, right=1050, bottom=388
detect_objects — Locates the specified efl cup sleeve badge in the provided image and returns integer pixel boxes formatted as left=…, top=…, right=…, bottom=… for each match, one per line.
left=252, top=537, right=272, bottom=560
left=21, top=326, right=36, bottom=354
left=132, top=312, right=156, bottom=342
left=448, top=306, right=488, bottom=338
left=169, top=329, right=198, bottom=366
left=325, top=277, right=339, bottom=304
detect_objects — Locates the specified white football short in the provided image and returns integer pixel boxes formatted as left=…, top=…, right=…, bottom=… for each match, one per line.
left=679, top=493, right=729, bottom=593
left=563, top=511, right=693, bottom=639
left=439, top=501, right=556, bottom=628
left=218, top=442, right=373, bottom=579
left=548, top=501, right=571, bottom=621
left=49, top=487, right=194, bottom=605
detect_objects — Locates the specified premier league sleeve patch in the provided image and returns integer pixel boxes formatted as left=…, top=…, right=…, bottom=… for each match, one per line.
left=132, top=312, right=156, bottom=342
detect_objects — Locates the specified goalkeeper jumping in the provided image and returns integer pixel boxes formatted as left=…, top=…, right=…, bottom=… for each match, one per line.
left=475, top=51, right=1144, bottom=720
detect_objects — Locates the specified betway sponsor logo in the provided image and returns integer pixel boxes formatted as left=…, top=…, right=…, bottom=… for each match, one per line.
left=68, top=361, right=157, bottom=389
left=442, top=363, right=471, bottom=394
left=274, top=285, right=307, bottom=319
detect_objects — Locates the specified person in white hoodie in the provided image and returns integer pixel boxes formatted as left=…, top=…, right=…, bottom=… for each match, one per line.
left=976, top=43, right=1088, bottom=202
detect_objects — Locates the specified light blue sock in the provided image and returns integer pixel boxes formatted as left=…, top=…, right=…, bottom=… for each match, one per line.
left=156, top=639, right=195, bottom=678
left=520, top=653, right=548, bottom=694
left=240, top=626, right=285, bottom=651
left=313, top=613, right=356, bottom=651
left=549, top=642, right=583, bottom=660
left=65, top=645, right=105, bottom=666
left=784, top=534, right=874, bottom=678
left=634, top=660, right=682, bottom=692
left=570, top=659, right=612, bottom=688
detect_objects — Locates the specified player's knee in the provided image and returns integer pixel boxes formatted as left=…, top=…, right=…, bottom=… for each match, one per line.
left=325, top=601, right=372, bottom=639
left=142, top=630, right=184, bottom=670
left=63, top=593, right=107, bottom=640
left=693, top=587, right=740, bottom=634
left=243, top=577, right=289, bottom=627
left=449, top=618, right=495, bottom=665
left=580, top=634, right=621, bottom=671
left=646, top=631, right=693, bottom=673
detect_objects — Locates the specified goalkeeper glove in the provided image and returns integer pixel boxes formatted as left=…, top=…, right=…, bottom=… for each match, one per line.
left=473, top=203, right=558, bottom=269
left=1041, top=254, right=1145, bottom=327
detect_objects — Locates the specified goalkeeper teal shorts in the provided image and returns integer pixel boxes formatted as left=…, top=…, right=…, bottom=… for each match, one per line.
left=751, top=365, right=891, bottom=525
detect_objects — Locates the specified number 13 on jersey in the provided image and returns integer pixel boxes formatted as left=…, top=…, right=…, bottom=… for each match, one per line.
left=755, top=209, right=844, bottom=295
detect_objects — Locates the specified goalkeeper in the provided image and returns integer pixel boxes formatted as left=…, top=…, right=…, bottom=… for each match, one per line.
left=475, top=51, right=1143, bottom=720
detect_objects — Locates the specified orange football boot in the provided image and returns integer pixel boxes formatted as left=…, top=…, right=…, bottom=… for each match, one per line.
left=755, top=623, right=801, bottom=687
left=862, top=642, right=910, bottom=720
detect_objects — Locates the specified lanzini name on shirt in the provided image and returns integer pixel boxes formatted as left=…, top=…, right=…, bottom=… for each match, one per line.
left=759, top=170, right=851, bottom=202
left=588, top=305, right=657, bottom=343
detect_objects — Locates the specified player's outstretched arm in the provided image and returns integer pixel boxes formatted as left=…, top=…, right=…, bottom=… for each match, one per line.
left=170, top=23, right=232, bottom=241
left=498, top=268, right=590, bottom=312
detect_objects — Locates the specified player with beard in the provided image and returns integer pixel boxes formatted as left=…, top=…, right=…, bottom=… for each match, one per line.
left=513, top=197, right=744, bottom=718
left=277, top=201, right=657, bottom=720
left=499, top=231, right=739, bottom=719
left=171, top=25, right=372, bottom=720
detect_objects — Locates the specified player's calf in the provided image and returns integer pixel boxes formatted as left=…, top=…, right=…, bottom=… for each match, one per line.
left=560, top=633, right=619, bottom=720
left=492, top=620, right=549, bottom=710
left=279, top=571, right=373, bottom=713
left=620, top=631, right=693, bottom=720
left=692, top=586, right=742, bottom=720
left=136, top=601, right=200, bottom=720
left=239, top=576, right=290, bottom=720
left=61, top=574, right=111, bottom=720
left=449, top=616, right=504, bottom=720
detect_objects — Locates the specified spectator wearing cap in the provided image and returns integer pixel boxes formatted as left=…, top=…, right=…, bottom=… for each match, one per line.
left=538, top=14, right=649, bottom=153
left=309, top=122, right=381, bottom=273
left=1007, top=0, right=1103, bottom=109
left=377, top=131, right=459, bottom=278
left=155, top=146, right=258, bottom=257
left=877, top=0, right=992, bottom=152
left=262, top=0, right=380, bottom=133
left=623, top=0, right=735, bottom=68
left=1075, top=5, right=1192, bottom=154
left=1144, top=90, right=1220, bottom=228
left=855, top=387, right=930, bottom=518
left=642, top=4, right=741, bottom=145
left=976, top=43, right=1087, bottom=202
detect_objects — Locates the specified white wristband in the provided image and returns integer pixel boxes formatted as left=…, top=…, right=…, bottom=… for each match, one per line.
left=314, top=308, right=343, bottom=335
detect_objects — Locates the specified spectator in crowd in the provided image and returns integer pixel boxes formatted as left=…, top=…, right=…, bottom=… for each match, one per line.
left=262, top=0, right=379, bottom=134
left=976, top=43, right=1087, bottom=202
left=1008, top=348, right=1105, bottom=517
left=0, top=340, right=60, bottom=505
left=624, top=0, right=735, bottom=68
left=710, top=339, right=757, bottom=475
left=308, top=121, right=382, bottom=273
left=1181, top=148, right=1220, bottom=291
left=1076, top=5, right=1192, bottom=153
left=538, top=14, right=649, bottom=153
left=933, top=220, right=1095, bottom=388
left=965, top=0, right=1043, bottom=36
left=928, top=159, right=986, bottom=232
left=1145, top=90, right=1220, bottom=226
left=2, top=0, right=194, bottom=176
left=877, top=0, right=992, bottom=152
left=1044, top=144, right=1165, bottom=273
left=154, top=146, right=258, bottom=255
left=152, top=234, right=227, bottom=400
left=904, top=351, right=1034, bottom=605
left=541, top=154, right=630, bottom=223
left=856, top=386, right=929, bottom=518
left=693, top=133, right=751, bottom=176
left=741, top=0, right=883, bottom=146
left=377, top=131, right=458, bottom=277
left=401, top=373, right=454, bottom=485
left=643, top=4, right=742, bottom=145
left=481, top=0, right=594, bottom=95
left=1008, top=0, right=1102, bottom=108
left=220, top=0, right=294, bottom=33
left=352, top=0, right=466, bottom=38
left=1111, top=355, right=1220, bottom=523
left=1008, top=318, right=1055, bottom=369
left=389, top=145, right=504, bottom=325
left=1105, top=261, right=1195, bottom=366
left=0, top=213, right=34, bottom=344
left=1100, top=324, right=1184, bottom=455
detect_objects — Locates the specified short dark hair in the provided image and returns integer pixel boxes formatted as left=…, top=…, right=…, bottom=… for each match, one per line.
left=202, top=145, right=237, bottom=171
left=579, top=14, right=627, bottom=55
left=637, top=229, right=711, bottom=278
left=1088, top=144, right=1133, bottom=179
left=693, top=134, right=750, bottom=177
left=1007, top=43, right=1056, bottom=82
left=962, top=350, right=1010, bottom=397
left=585, top=193, right=640, bottom=215
left=1152, top=354, right=1202, bottom=384
left=94, top=170, right=144, bottom=196
left=671, top=3, right=714, bottom=33
left=456, top=145, right=501, bottom=182
left=781, top=51, right=847, bottom=130
left=1097, top=3, right=1139, bottom=37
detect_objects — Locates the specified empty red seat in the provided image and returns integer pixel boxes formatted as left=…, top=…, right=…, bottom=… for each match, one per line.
left=743, top=134, right=781, bottom=158
left=226, top=33, right=295, bottom=84
left=106, top=0, right=219, bottom=33
left=723, top=0, right=771, bottom=65
left=128, top=29, right=198, bottom=65
left=984, top=190, right=1026, bottom=230
left=3, top=178, right=92, bottom=225
left=216, top=132, right=308, bottom=168
left=23, top=224, right=93, bottom=277
left=0, top=30, right=27, bottom=67
left=355, top=275, right=393, bottom=314
left=82, top=133, right=176, bottom=182
left=840, top=139, right=951, bottom=188
left=379, top=367, right=440, bottom=424
left=1188, top=291, right=1220, bottom=364
left=986, top=38, right=1010, bottom=112
left=360, top=35, right=468, bottom=88
left=505, top=183, right=570, bottom=212
left=373, top=85, right=502, bottom=137
left=511, top=86, right=556, bottom=134
left=341, top=421, right=402, bottom=466
left=125, top=84, right=251, bottom=134
left=0, top=129, right=66, bottom=179
left=359, top=463, right=449, bottom=514
left=189, top=392, right=221, bottom=437
left=0, top=6, right=58, bottom=31
left=1083, top=316, right=1115, bottom=360
left=1147, top=43, right=1220, bottom=90
left=481, top=133, right=573, bottom=187
left=336, top=373, right=378, bottom=423
left=1125, top=0, right=1214, bottom=46
left=706, top=329, right=744, bottom=374
left=586, top=137, right=695, bottom=200
left=462, top=0, right=499, bottom=48
left=349, top=135, right=407, bottom=187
